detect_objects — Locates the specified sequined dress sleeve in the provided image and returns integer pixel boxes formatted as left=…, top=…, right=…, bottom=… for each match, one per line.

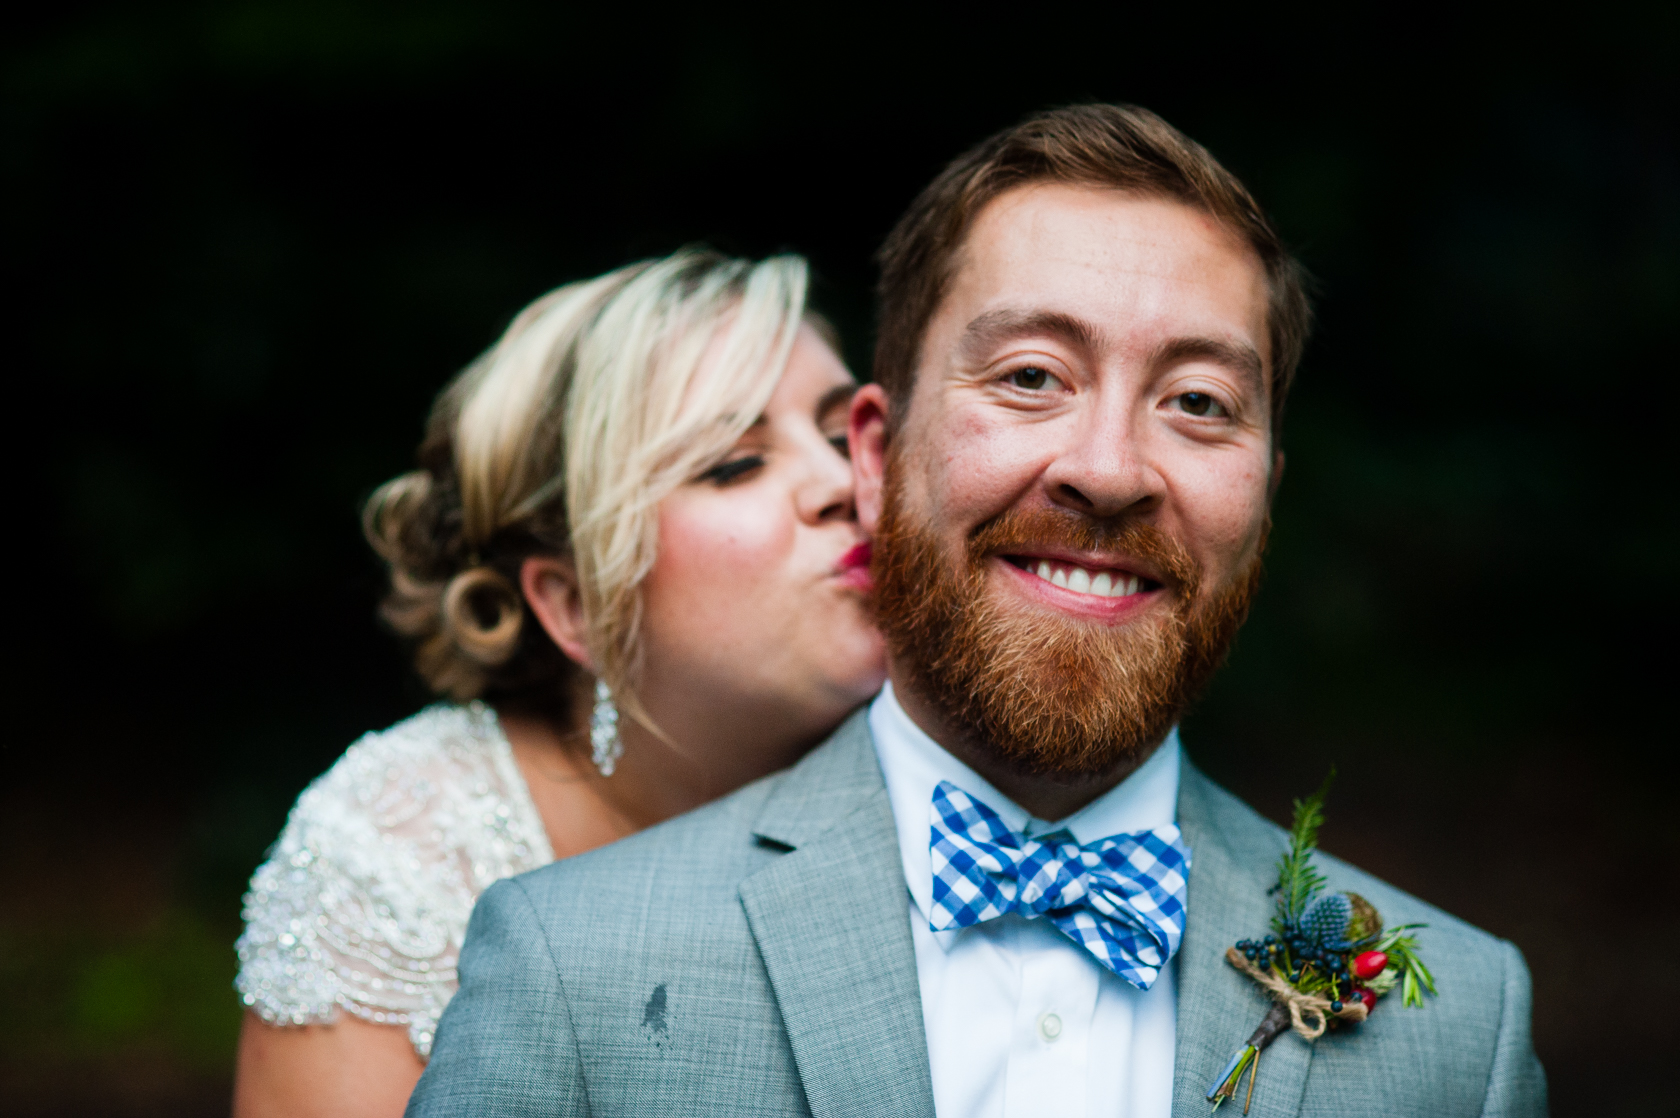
left=234, top=703, right=554, bottom=1057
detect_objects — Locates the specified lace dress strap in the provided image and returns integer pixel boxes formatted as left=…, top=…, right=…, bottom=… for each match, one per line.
left=235, top=703, right=553, bottom=1057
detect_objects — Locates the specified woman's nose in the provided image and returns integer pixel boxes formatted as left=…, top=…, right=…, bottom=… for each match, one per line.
left=797, top=434, right=857, bottom=524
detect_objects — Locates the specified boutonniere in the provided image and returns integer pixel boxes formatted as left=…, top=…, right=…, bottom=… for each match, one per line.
left=1207, top=770, right=1438, bottom=1112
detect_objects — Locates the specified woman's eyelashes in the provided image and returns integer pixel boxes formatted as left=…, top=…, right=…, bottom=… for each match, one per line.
left=701, top=426, right=847, bottom=486
left=699, top=454, right=766, bottom=485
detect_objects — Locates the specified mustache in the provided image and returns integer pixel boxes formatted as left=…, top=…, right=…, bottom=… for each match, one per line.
left=966, top=505, right=1202, bottom=599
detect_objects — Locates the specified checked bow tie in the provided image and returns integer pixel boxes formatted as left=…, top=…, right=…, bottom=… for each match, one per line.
left=929, top=779, right=1192, bottom=989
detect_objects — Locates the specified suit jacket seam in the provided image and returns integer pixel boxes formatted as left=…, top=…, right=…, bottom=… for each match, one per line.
left=510, top=875, right=594, bottom=1118
left=1474, top=937, right=1515, bottom=1118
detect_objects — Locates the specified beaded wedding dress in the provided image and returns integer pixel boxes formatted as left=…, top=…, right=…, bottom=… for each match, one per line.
left=235, top=703, right=553, bottom=1056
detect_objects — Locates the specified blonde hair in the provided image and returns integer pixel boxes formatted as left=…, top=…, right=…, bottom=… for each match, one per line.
left=365, top=250, right=812, bottom=730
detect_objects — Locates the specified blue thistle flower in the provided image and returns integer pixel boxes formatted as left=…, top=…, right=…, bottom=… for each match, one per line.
left=1300, top=893, right=1354, bottom=951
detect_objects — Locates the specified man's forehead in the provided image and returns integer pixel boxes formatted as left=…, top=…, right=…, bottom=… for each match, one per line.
left=963, top=182, right=1259, bottom=283
left=938, top=183, right=1271, bottom=359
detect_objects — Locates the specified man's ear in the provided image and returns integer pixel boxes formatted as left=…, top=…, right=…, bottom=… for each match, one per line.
left=1268, top=449, right=1286, bottom=502
left=520, top=555, right=597, bottom=673
left=849, top=384, right=890, bottom=535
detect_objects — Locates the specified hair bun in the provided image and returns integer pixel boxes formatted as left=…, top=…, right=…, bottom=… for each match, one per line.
left=440, top=567, right=524, bottom=666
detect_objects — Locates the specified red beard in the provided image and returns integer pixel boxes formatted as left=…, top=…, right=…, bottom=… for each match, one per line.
left=870, top=467, right=1265, bottom=781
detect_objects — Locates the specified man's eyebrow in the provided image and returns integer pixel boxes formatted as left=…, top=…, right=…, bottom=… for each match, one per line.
left=958, top=308, right=1102, bottom=362
left=1150, top=336, right=1266, bottom=398
left=815, top=383, right=858, bottom=422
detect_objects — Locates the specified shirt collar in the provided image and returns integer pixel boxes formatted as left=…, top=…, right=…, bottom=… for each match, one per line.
left=869, top=681, right=1182, bottom=937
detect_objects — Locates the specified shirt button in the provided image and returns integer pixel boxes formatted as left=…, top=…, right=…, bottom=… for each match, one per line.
left=1038, top=1011, right=1063, bottom=1042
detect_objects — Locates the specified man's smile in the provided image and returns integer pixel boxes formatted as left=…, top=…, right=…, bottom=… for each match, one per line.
left=1006, top=555, right=1156, bottom=598
left=995, top=551, right=1166, bottom=618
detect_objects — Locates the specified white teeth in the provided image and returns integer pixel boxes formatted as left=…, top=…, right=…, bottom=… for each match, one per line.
left=1026, top=561, right=1144, bottom=599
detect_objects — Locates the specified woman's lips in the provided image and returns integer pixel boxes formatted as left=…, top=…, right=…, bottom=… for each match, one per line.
left=833, top=541, right=873, bottom=591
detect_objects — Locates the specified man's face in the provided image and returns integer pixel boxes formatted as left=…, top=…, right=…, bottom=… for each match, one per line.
left=853, top=182, right=1279, bottom=780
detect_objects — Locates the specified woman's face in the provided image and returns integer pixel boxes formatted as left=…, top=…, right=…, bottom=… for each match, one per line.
left=636, top=325, right=887, bottom=770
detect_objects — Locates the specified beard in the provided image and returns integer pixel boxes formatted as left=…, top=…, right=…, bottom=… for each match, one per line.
left=871, top=466, right=1266, bottom=783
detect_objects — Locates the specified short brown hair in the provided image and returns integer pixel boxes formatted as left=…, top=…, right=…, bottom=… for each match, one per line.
left=875, top=104, right=1311, bottom=433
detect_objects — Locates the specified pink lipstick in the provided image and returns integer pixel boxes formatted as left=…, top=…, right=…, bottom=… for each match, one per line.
left=834, top=541, right=873, bottom=591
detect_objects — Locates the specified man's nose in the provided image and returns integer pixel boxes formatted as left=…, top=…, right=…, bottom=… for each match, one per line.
left=1040, top=408, right=1164, bottom=520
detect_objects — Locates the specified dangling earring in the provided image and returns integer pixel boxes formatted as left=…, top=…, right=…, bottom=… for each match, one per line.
left=590, top=678, right=622, bottom=777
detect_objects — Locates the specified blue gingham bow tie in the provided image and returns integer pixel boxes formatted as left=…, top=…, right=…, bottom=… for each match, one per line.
left=929, top=779, right=1192, bottom=989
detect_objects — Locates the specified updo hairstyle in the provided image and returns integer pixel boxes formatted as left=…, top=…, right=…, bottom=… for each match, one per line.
left=364, top=250, right=813, bottom=731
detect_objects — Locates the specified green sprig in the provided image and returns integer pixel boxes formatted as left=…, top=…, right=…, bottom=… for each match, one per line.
left=1273, top=767, right=1335, bottom=925
left=1377, top=925, right=1438, bottom=1008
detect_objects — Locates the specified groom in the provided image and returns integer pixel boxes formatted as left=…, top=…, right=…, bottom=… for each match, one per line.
left=408, top=105, right=1546, bottom=1117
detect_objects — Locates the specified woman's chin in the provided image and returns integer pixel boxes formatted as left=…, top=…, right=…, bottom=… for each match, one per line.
left=827, top=644, right=890, bottom=710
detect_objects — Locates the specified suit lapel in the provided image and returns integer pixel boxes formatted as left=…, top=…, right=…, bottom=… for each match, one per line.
left=1172, top=763, right=1313, bottom=1118
left=739, top=710, right=935, bottom=1118
left=737, top=721, right=1313, bottom=1118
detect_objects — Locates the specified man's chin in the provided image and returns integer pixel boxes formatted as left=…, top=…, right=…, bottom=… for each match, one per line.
left=897, top=584, right=1190, bottom=781
left=953, top=713, right=1168, bottom=786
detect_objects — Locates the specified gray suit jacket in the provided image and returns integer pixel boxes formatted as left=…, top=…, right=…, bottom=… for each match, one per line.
left=409, top=709, right=1546, bottom=1116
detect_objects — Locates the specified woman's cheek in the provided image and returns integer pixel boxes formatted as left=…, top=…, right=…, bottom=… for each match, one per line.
left=684, top=492, right=787, bottom=568
left=650, top=493, right=788, bottom=633
left=651, top=503, right=726, bottom=608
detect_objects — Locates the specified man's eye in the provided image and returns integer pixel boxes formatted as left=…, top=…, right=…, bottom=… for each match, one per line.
left=827, top=434, right=850, bottom=460
left=1175, top=392, right=1228, bottom=418
left=1007, top=366, right=1057, bottom=391
left=698, top=455, right=765, bottom=485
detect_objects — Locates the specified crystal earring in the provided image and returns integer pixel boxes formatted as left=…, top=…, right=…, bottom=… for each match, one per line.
left=590, top=678, right=622, bottom=777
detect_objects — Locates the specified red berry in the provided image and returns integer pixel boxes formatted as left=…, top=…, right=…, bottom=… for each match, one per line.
left=1355, top=987, right=1376, bottom=1012
left=1353, top=951, right=1389, bottom=980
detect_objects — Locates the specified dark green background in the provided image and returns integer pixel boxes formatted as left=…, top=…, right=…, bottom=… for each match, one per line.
left=4, top=5, right=1675, bottom=1115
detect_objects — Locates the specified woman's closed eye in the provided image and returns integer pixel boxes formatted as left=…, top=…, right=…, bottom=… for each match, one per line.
left=699, top=455, right=765, bottom=485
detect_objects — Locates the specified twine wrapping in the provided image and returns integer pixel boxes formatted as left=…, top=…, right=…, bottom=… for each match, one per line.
left=1224, top=947, right=1368, bottom=1040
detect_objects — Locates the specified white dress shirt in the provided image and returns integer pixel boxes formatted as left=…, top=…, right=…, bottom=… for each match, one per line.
left=869, top=683, right=1181, bottom=1118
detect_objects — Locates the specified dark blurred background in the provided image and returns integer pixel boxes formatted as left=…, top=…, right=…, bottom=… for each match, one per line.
left=3, top=4, right=1675, bottom=1115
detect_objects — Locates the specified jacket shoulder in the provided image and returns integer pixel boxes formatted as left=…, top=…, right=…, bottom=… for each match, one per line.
left=511, top=764, right=787, bottom=917
left=508, top=704, right=880, bottom=928
left=1182, top=763, right=1546, bottom=1116
left=454, top=762, right=813, bottom=1115
left=1184, top=763, right=1505, bottom=957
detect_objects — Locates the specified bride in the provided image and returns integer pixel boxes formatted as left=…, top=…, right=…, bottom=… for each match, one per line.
left=231, top=250, right=885, bottom=1117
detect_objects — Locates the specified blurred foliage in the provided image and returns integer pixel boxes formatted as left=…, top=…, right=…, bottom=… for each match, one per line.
left=3, top=3, right=1675, bottom=1116
left=0, top=911, right=240, bottom=1062
left=0, top=907, right=242, bottom=1114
